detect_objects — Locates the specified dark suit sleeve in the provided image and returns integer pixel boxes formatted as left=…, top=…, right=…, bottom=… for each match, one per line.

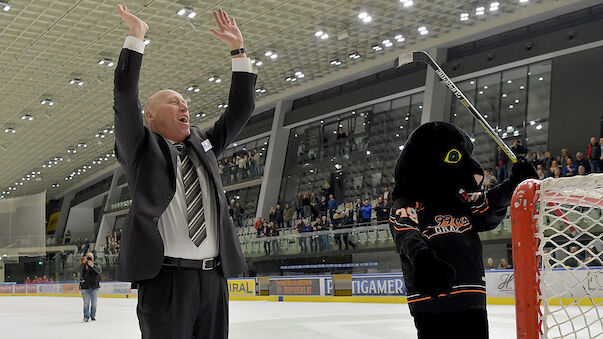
left=113, top=48, right=146, bottom=166
left=206, top=71, right=257, bottom=157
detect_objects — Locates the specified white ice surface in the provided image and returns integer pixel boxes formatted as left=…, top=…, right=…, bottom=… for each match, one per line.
left=0, top=297, right=519, bottom=338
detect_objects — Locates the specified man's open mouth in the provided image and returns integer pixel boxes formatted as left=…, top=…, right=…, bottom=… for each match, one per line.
left=178, top=116, right=189, bottom=123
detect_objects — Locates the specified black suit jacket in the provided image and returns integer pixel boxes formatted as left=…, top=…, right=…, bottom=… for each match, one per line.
left=113, top=48, right=256, bottom=282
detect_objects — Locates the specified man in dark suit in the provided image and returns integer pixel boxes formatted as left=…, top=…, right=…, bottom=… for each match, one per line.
left=114, top=5, right=256, bottom=338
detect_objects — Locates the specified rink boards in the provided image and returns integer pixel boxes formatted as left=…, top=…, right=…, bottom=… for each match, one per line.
left=1, top=268, right=601, bottom=305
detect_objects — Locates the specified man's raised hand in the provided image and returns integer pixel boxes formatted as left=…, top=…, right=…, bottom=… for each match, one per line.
left=117, top=4, right=148, bottom=40
left=209, top=8, right=244, bottom=51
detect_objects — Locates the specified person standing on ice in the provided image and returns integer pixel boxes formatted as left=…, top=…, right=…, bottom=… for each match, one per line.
left=113, top=4, right=256, bottom=338
left=389, top=122, right=536, bottom=338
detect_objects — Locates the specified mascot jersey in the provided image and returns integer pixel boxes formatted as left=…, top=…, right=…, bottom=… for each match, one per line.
left=388, top=122, right=534, bottom=314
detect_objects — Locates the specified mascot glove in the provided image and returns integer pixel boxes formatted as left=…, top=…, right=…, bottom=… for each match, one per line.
left=509, top=157, right=538, bottom=188
left=413, top=250, right=456, bottom=297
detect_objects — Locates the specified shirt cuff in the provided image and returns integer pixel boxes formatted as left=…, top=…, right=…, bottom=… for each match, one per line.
left=123, top=36, right=145, bottom=54
left=232, top=57, right=254, bottom=73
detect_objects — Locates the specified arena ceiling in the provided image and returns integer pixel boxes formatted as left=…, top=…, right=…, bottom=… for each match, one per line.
left=0, top=0, right=595, bottom=201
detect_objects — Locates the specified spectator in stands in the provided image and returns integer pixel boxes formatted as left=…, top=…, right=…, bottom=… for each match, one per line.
left=228, top=204, right=233, bottom=220
left=234, top=202, right=244, bottom=227
left=254, top=217, right=263, bottom=231
left=303, top=220, right=318, bottom=252
left=275, top=203, right=284, bottom=228
left=65, top=230, right=72, bottom=244
left=542, top=151, right=554, bottom=171
left=562, top=158, right=577, bottom=177
left=511, top=139, right=528, bottom=158
left=117, top=228, right=122, bottom=243
left=529, top=152, right=542, bottom=168
left=270, top=221, right=279, bottom=254
left=560, top=148, right=572, bottom=165
left=549, top=160, right=561, bottom=177
left=105, top=232, right=112, bottom=247
left=336, top=127, right=347, bottom=155
left=327, top=194, right=338, bottom=222
left=587, top=137, right=601, bottom=173
left=295, top=192, right=305, bottom=219
left=564, top=246, right=580, bottom=267
left=322, top=180, right=333, bottom=198
left=374, top=197, right=388, bottom=222
left=259, top=222, right=271, bottom=255
left=103, top=245, right=111, bottom=254
left=496, top=146, right=509, bottom=182
left=355, top=198, right=363, bottom=224
left=360, top=199, right=372, bottom=223
left=113, top=231, right=119, bottom=245
left=383, top=186, right=391, bottom=201
left=578, top=165, right=587, bottom=176
left=310, top=192, right=319, bottom=219
left=302, top=192, right=311, bottom=219
left=76, top=237, right=82, bottom=253
left=296, top=220, right=307, bottom=254
left=25, top=277, right=31, bottom=284
left=499, top=258, right=511, bottom=269
left=253, top=148, right=262, bottom=175
left=482, top=169, right=498, bottom=190
left=344, top=202, right=353, bottom=217
left=486, top=258, right=495, bottom=270
left=553, top=167, right=562, bottom=179
left=575, top=152, right=590, bottom=174
left=585, top=247, right=602, bottom=267
left=339, top=211, right=356, bottom=250
left=332, top=212, right=343, bottom=250
left=309, top=219, right=319, bottom=253
left=82, top=238, right=90, bottom=254
left=77, top=252, right=102, bottom=322
left=318, top=195, right=328, bottom=219
left=43, top=275, right=49, bottom=283
left=284, top=203, right=295, bottom=228
left=268, top=207, right=276, bottom=225
left=537, top=167, right=546, bottom=180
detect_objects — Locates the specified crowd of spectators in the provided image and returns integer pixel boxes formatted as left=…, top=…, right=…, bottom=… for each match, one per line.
left=218, top=148, right=265, bottom=185
left=489, top=137, right=601, bottom=189
left=24, top=275, right=55, bottom=284
left=102, top=229, right=122, bottom=255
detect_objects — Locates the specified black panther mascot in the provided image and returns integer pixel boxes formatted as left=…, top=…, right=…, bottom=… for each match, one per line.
left=389, top=122, right=536, bottom=339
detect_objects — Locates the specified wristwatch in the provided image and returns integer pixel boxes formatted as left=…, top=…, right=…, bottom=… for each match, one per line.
left=230, top=47, right=246, bottom=56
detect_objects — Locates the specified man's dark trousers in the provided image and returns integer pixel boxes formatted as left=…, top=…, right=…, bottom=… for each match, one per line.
left=137, top=266, right=228, bottom=338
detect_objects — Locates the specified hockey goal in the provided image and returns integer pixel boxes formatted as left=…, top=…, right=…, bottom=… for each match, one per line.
left=511, top=174, right=603, bottom=339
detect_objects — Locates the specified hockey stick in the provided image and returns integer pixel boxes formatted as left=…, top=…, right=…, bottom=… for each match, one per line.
left=395, top=51, right=518, bottom=163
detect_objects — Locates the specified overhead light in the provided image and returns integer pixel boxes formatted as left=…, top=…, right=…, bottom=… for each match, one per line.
left=40, top=99, right=54, bottom=106
left=255, top=87, right=267, bottom=93
left=401, top=0, right=413, bottom=7
left=490, top=2, right=499, bottom=11
left=67, top=148, right=77, bottom=154
left=330, top=59, right=342, bottom=66
left=69, top=78, right=84, bottom=86
left=483, top=85, right=489, bottom=89
left=255, top=60, right=263, bottom=66
left=51, top=183, right=59, bottom=188
left=21, top=114, right=33, bottom=121
left=372, top=45, right=383, bottom=51
left=177, top=7, right=196, bottom=18
left=348, top=52, right=361, bottom=59
left=536, top=124, right=543, bottom=130
left=538, top=76, right=544, bottom=81
left=295, top=71, right=304, bottom=79
left=460, top=13, right=469, bottom=21
left=4, top=127, right=15, bottom=134
left=143, top=36, right=151, bottom=45
left=366, top=150, right=371, bottom=155
left=217, top=103, right=228, bottom=108
left=519, top=85, right=525, bottom=90
left=519, top=0, right=528, bottom=3
left=509, top=105, right=514, bottom=109
left=502, top=93, right=507, bottom=98
left=187, top=85, right=200, bottom=93
left=315, top=31, right=328, bottom=39
left=514, top=99, right=520, bottom=104
left=208, top=76, right=221, bottom=83
left=98, top=59, right=114, bottom=67
left=381, top=39, right=393, bottom=47
left=264, top=51, right=278, bottom=59
left=315, top=31, right=323, bottom=37
left=476, top=6, right=485, bottom=15
left=77, top=142, right=87, bottom=148
left=358, top=12, right=372, bottom=23
left=417, top=26, right=428, bottom=35
left=394, top=34, right=405, bottom=42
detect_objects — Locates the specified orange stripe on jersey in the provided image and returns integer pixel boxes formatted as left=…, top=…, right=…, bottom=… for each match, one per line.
left=407, top=296, right=432, bottom=303
left=450, top=289, right=487, bottom=295
left=389, top=217, right=418, bottom=231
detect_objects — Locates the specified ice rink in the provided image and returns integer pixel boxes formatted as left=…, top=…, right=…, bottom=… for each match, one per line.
left=0, top=296, right=519, bottom=338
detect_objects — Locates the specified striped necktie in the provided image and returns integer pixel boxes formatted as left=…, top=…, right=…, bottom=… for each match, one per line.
left=174, top=143, right=206, bottom=246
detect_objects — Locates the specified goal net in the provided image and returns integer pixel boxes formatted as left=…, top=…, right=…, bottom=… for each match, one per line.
left=511, top=174, right=603, bottom=339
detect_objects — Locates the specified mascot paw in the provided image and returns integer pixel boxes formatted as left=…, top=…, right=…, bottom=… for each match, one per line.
left=510, top=157, right=538, bottom=187
left=413, top=250, right=456, bottom=296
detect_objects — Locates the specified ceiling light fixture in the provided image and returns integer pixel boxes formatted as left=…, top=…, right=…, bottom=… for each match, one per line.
left=417, top=26, right=428, bottom=35
left=98, top=59, right=114, bottom=67
left=68, top=78, right=84, bottom=86
left=348, top=52, right=361, bottom=59
left=394, top=34, right=405, bottom=42
left=40, top=99, right=54, bottom=106
left=490, top=2, right=499, bottom=11
left=358, top=12, right=372, bottom=23
left=177, top=7, right=196, bottom=18
left=4, top=127, right=15, bottom=134
left=460, top=12, right=469, bottom=21
left=476, top=6, right=485, bottom=15
left=401, top=0, right=413, bottom=7
left=21, top=114, right=33, bottom=121
left=372, top=45, right=383, bottom=51
left=329, top=59, right=342, bottom=66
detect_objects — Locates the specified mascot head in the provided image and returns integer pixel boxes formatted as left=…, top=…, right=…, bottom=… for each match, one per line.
left=392, top=122, right=484, bottom=205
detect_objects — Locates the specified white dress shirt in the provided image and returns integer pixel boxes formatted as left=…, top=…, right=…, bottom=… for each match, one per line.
left=123, top=36, right=253, bottom=259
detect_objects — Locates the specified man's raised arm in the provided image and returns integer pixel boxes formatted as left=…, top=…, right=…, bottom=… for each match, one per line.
left=113, top=4, right=149, bottom=166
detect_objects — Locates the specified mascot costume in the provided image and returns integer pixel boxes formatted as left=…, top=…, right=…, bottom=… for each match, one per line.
left=389, top=122, right=536, bottom=339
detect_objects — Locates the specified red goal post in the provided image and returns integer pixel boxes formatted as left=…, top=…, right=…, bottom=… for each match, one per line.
left=510, top=175, right=603, bottom=339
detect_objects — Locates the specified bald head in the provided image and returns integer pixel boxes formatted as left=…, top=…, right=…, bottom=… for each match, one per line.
left=144, top=89, right=190, bottom=142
